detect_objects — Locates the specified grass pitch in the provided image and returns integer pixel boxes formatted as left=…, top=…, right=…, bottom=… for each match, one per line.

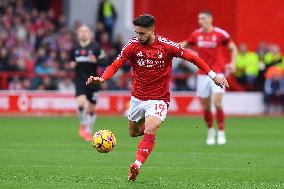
left=0, top=116, right=284, bottom=188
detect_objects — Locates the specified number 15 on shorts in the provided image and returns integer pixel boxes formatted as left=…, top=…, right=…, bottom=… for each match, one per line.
left=155, top=103, right=166, bottom=117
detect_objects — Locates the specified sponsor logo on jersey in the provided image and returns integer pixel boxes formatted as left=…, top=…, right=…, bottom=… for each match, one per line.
left=137, top=58, right=165, bottom=68
left=75, top=56, right=92, bottom=62
left=197, top=41, right=217, bottom=48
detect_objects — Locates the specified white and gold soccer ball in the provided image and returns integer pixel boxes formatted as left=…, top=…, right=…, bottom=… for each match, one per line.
left=92, top=130, right=116, bottom=153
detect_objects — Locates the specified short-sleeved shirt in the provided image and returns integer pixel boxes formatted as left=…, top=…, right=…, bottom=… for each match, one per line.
left=186, top=27, right=231, bottom=74
left=70, top=42, right=104, bottom=83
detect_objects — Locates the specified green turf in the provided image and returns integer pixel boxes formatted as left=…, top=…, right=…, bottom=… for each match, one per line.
left=0, top=116, right=284, bottom=189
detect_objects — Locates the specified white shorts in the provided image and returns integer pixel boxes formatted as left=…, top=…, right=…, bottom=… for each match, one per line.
left=196, top=74, right=225, bottom=98
left=128, top=96, right=168, bottom=122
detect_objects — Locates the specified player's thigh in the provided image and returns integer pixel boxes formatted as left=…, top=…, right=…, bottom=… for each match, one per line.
left=86, top=100, right=96, bottom=113
left=76, top=95, right=87, bottom=107
left=213, top=93, right=223, bottom=109
left=128, top=96, right=145, bottom=123
left=144, top=100, right=168, bottom=135
left=196, top=75, right=211, bottom=98
left=86, top=87, right=99, bottom=105
left=75, top=80, right=88, bottom=106
left=201, top=96, right=211, bottom=110
left=144, top=115, right=163, bottom=135
left=128, top=118, right=145, bottom=137
left=145, top=100, right=168, bottom=122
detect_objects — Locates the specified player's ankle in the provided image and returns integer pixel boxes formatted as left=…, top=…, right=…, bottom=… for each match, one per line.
left=135, top=160, right=142, bottom=168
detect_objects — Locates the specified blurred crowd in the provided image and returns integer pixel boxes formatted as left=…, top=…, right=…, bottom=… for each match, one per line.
left=0, top=0, right=283, bottom=112
left=0, top=0, right=127, bottom=91
left=235, top=43, right=284, bottom=112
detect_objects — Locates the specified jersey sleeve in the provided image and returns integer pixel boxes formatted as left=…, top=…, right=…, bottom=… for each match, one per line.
left=101, top=40, right=133, bottom=80
left=165, top=39, right=186, bottom=58
left=219, top=29, right=231, bottom=45
left=186, top=32, right=197, bottom=46
left=180, top=49, right=211, bottom=74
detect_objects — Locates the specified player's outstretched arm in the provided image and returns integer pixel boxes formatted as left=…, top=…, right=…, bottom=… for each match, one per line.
left=181, top=49, right=229, bottom=88
left=86, top=58, right=124, bottom=85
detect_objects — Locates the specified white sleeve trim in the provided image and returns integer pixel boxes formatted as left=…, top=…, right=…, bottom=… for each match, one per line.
left=208, top=71, right=217, bottom=79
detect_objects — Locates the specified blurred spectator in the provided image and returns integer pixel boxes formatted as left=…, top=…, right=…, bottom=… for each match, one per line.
left=235, top=43, right=259, bottom=90
left=37, top=76, right=56, bottom=90
left=263, top=66, right=284, bottom=113
left=8, top=76, right=22, bottom=90
left=57, top=77, right=75, bottom=92
left=95, top=21, right=105, bottom=44
left=0, top=47, right=13, bottom=71
left=264, top=45, right=282, bottom=68
left=97, top=0, right=117, bottom=40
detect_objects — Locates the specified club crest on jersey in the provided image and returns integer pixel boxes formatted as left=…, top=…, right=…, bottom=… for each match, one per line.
left=136, top=51, right=143, bottom=57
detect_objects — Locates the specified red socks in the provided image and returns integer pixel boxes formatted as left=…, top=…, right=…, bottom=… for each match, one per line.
left=216, top=109, right=225, bottom=130
left=204, top=110, right=225, bottom=130
left=136, top=133, right=155, bottom=165
left=204, top=110, right=213, bottom=128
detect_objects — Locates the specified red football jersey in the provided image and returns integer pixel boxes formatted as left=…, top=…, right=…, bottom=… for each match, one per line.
left=101, top=35, right=212, bottom=102
left=117, top=35, right=185, bottom=102
left=186, top=27, right=231, bottom=74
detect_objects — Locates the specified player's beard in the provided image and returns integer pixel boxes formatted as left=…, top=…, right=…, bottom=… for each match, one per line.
left=139, top=38, right=149, bottom=45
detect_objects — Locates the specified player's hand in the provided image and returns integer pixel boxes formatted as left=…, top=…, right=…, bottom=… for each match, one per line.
left=86, top=76, right=104, bottom=85
left=70, top=61, right=77, bottom=69
left=213, top=75, right=229, bottom=89
left=225, top=62, right=236, bottom=75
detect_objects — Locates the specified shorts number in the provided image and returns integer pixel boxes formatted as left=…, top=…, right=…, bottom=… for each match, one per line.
left=155, top=103, right=165, bottom=117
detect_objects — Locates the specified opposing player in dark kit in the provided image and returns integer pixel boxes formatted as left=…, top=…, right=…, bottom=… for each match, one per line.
left=70, top=25, right=105, bottom=141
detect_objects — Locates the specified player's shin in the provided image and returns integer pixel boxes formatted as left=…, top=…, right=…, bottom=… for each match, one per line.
left=135, top=133, right=155, bottom=168
left=86, top=112, right=96, bottom=134
left=204, top=110, right=213, bottom=129
left=216, top=109, right=226, bottom=144
left=216, top=109, right=225, bottom=130
left=77, top=106, right=86, bottom=126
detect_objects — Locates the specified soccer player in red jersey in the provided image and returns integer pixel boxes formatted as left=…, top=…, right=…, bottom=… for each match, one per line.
left=87, top=14, right=228, bottom=181
left=181, top=11, right=238, bottom=145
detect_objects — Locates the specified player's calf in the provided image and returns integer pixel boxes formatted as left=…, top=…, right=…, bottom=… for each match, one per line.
left=128, top=116, right=161, bottom=181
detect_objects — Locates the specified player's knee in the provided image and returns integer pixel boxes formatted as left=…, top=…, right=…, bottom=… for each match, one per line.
left=129, top=130, right=139, bottom=137
left=78, top=105, right=84, bottom=111
left=215, top=102, right=222, bottom=110
left=204, top=105, right=211, bottom=111
left=77, top=101, right=85, bottom=108
left=144, top=124, right=157, bottom=135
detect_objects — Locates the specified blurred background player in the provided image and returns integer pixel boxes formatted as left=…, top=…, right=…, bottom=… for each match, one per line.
left=87, top=14, right=228, bottom=181
left=70, top=25, right=105, bottom=141
left=181, top=11, right=238, bottom=145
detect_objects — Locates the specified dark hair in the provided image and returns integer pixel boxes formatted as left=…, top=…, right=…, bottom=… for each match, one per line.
left=133, top=14, right=155, bottom=27
left=199, top=10, right=213, bottom=17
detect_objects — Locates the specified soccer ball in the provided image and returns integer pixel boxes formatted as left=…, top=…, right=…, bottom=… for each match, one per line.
left=92, top=129, right=116, bottom=153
